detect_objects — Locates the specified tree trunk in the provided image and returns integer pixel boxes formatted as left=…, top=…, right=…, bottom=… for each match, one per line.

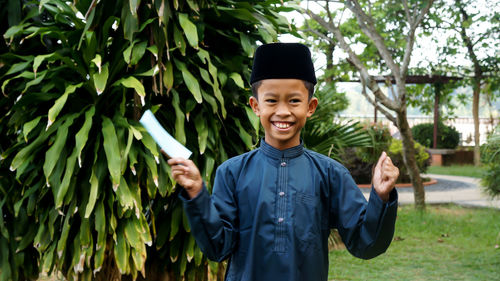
left=472, top=79, right=481, bottom=166
left=94, top=243, right=122, bottom=281
left=325, top=43, right=335, bottom=83
left=457, top=0, right=482, bottom=166
left=396, top=109, right=425, bottom=210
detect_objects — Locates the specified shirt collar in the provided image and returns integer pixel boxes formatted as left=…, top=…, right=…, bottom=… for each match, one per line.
left=259, top=138, right=304, bottom=159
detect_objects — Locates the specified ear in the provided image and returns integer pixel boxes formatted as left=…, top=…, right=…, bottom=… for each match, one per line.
left=249, top=96, right=261, bottom=117
left=306, top=97, right=318, bottom=117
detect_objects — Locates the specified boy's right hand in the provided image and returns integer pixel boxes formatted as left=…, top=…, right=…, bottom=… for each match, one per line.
left=167, top=157, right=203, bottom=199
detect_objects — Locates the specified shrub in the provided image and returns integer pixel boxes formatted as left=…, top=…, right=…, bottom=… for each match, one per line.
left=356, top=122, right=392, bottom=163
left=411, top=122, right=460, bottom=149
left=388, top=139, right=431, bottom=183
left=481, top=126, right=500, bottom=198
left=340, top=122, right=430, bottom=184
left=340, top=122, right=392, bottom=184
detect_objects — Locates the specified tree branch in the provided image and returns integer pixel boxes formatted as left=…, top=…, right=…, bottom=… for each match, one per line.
left=402, top=0, right=413, bottom=25
left=400, top=0, right=434, bottom=77
left=344, top=0, right=403, bottom=85
left=360, top=75, right=397, bottom=125
left=304, top=28, right=336, bottom=45
left=306, top=9, right=400, bottom=111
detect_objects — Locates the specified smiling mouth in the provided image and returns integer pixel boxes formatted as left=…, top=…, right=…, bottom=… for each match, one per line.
left=272, top=121, right=294, bottom=129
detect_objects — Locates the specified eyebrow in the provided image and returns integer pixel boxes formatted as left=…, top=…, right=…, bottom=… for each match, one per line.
left=261, top=92, right=304, bottom=98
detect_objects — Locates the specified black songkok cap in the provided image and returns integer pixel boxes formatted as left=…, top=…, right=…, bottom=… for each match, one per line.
left=250, top=43, right=317, bottom=85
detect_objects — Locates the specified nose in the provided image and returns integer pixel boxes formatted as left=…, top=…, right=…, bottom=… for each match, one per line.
left=275, top=102, right=291, bottom=117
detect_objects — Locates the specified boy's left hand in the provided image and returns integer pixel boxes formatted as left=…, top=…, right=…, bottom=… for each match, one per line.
left=372, top=151, right=399, bottom=202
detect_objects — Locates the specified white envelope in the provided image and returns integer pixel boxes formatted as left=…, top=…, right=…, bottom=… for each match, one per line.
left=139, top=110, right=192, bottom=159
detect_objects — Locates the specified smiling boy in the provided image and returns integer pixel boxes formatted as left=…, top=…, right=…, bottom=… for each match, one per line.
left=168, top=43, right=399, bottom=281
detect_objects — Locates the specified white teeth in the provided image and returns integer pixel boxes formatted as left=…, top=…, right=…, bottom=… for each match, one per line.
left=274, top=122, right=290, bottom=129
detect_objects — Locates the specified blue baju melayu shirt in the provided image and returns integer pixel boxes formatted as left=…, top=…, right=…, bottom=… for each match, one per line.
left=180, top=140, right=398, bottom=281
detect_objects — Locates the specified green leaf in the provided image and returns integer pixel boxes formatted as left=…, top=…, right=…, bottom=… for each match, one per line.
left=245, top=106, right=260, bottom=137
left=43, top=117, right=76, bottom=182
left=186, top=234, right=195, bottom=262
left=143, top=151, right=159, bottom=188
left=239, top=33, right=254, bottom=57
left=158, top=156, right=173, bottom=197
left=171, top=89, right=186, bottom=144
left=3, top=22, right=29, bottom=39
left=130, top=41, right=147, bottom=65
left=6, top=60, right=32, bottom=76
left=235, top=119, right=253, bottom=149
left=91, top=54, right=102, bottom=72
left=129, top=0, right=140, bottom=15
left=230, top=72, right=245, bottom=89
left=33, top=52, right=56, bottom=77
left=55, top=145, right=78, bottom=209
left=22, top=70, right=46, bottom=94
left=194, top=245, right=203, bottom=266
left=123, top=39, right=139, bottom=64
left=170, top=203, right=182, bottom=241
left=84, top=167, right=99, bottom=218
left=94, top=199, right=106, bottom=248
left=75, top=106, right=95, bottom=167
left=15, top=225, right=37, bottom=252
left=114, top=76, right=146, bottom=105
left=163, top=60, right=174, bottom=94
left=140, top=130, right=159, bottom=157
left=124, top=218, right=143, bottom=249
left=203, top=156, right=215, bottom=183
left=23, top=116, right=42, bottom=142
left=122, top=1, right=138, bottom=41
left=93, top=63, right=109, bottom=95
left=14, top=183, right=40, bottom=217
left=174, top=60, right=202, bottom=103
left=47, top=82, right=83, bottom=129
left=116, top=177, right=135, bottom=211
left=201, top=89, right=218, bottom=114
left=147, top=45, right=158, bottom=59
left=131, top=247, right=145, bottom=274
left=130, top=125, right=143, bottom=140
left=56, top=201, right=75, bottom=258
left=194, top=114, right=208, bottom=154
left=136, top=65, right=159, bottom=76
left=173, top=24, right=186, bottom=56
left=102, top=116, right=122, bottom=190
left=114, top=226, right=129, bottom=274
left=178, top=13, right=198, bottom=48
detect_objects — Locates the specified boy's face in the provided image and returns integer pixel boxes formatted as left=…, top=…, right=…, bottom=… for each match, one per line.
left=249, top=79, right=318, bottom=150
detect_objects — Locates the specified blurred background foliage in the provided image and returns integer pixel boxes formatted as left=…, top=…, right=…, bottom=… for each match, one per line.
left=411, top=122, right=460, bottom=149
left=481, top=125, right=500, bottom=199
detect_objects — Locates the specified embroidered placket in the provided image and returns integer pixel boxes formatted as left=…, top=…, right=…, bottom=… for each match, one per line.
left=275, top=157, right=288, bottom=252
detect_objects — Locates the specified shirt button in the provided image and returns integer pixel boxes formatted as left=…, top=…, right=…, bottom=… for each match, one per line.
left=279, top=191, right=285, bottom=197
left=278, top=218, right=284, bottom=223
left=280, top=162, right=286, bottom=167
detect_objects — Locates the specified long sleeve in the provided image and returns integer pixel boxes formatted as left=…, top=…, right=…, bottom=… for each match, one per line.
left=179, top=164, right=238, bottom=262
left=330, top=169, right=398, bottom=260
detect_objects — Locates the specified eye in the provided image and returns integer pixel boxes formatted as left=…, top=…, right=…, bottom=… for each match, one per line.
left=265, top=99, right=277, bottom=103
left=290, top=99, right=301, bottom=103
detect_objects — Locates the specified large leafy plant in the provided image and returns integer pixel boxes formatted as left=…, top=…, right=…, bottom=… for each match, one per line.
left=481, top=126, right=500, bottom=199
left=0, top=0, right=291, bottom=280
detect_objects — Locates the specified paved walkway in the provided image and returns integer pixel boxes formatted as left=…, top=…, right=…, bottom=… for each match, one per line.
left=361, top=174, right=500, bottom=209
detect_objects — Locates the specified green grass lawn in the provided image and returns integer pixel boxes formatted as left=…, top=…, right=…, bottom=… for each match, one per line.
left=328, top=204, right=500, bottom=281
left=426, top=165, right=487, bottom=178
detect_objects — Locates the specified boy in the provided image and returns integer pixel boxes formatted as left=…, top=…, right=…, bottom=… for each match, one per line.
left=168, top=43, right=399, bottom=281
